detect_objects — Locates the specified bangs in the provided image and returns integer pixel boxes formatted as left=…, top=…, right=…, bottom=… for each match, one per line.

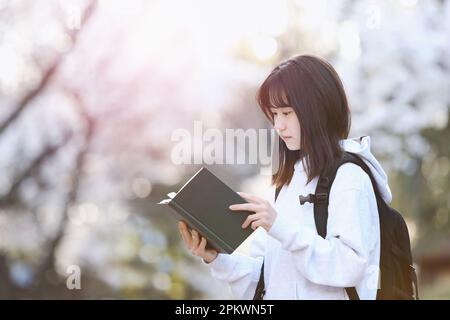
left=256, top=72, right=291, bottom=122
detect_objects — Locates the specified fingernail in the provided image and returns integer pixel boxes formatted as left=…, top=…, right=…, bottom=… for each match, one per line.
left=229, top=205, right=234, bottom=209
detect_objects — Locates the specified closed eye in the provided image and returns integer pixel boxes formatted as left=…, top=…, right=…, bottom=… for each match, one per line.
left=270, top=109, right=292, bottom=116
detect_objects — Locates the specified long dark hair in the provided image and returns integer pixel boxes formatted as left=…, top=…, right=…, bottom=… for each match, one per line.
left=256, top=54, right=351, bottom=188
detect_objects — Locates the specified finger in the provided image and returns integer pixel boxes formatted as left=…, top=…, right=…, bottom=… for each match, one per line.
left=179, top=223, right=193, bottom=247
left=229, top=203, right=261, bottom=212
left=237, top=192, right=264, bottom=204
left=242, top=213, right=261, bottom=229
left=179, top=225, right=190, bottom=245
left=251, top=220, right=262, bottom=230
left=181, top=230, right=193, bottom=249
left=180, top=221, right=194, bottom=235
left=197, top=236, right=207, bottom=253
left=179, top=221, right=188, bottom=232
left=191, top=229, right=200, bottom=248
left=178, top=221, right=185, bottom=233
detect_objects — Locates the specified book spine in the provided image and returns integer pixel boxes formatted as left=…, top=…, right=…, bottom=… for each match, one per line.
left=169, top=200, right=233, bottom=254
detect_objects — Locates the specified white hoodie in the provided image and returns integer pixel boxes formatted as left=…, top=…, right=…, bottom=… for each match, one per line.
left=202, top=136, right=389, bottom=300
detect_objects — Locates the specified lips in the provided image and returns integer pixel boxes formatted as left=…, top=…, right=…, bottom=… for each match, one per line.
left=281, top=136, right=292, bottom=139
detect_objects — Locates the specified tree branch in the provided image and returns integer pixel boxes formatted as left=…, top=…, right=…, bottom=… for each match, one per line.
left=0, top=0, right=98, bottom=136
left=33, top=93, right=96, bottom=297
left=0, top=133, right=73, bottom=206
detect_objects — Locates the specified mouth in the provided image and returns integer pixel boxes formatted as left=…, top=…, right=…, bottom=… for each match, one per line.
left=281, top=136, right=292, bottom=140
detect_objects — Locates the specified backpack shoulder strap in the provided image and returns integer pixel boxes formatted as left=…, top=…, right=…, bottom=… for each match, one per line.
left=314, top=151, right=381, bottom=237
left=314, top=151, right=378, bottom=300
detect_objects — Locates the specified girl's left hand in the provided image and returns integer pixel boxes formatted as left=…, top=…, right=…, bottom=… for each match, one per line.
left=229, top=192, right=278, bottom=232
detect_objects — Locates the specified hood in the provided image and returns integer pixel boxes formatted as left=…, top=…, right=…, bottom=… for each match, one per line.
left=339, top=136, right=393, bottom=204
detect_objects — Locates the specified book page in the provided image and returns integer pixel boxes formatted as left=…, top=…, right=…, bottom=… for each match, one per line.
left=167, top=192, right=177, bottom=199
left=157, top=199, right=171, bottom=205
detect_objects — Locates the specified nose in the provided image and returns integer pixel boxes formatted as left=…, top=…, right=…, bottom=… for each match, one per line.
left=274, top=116, right=286, bottom=133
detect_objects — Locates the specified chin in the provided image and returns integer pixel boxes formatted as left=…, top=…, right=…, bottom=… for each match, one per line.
left=286, top=144, right=301, bottom=151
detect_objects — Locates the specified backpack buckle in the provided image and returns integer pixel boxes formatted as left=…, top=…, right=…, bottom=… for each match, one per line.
left=315, top=193, right=329, bottom=205
left=299, top=193, right=329, bottom=205
left=299, top=194, right=314, bottom=205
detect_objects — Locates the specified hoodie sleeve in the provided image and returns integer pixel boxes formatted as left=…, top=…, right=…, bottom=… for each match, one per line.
left=201, top=227, right=266, bottom=299
left=267, top=163, right=377, bottom=288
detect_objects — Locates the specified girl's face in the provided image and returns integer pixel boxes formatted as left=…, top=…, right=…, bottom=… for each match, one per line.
left=270, top=107, right=301, bottom=151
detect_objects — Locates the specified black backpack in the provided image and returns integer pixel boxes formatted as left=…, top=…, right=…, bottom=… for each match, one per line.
left=253, top=151, right=419, bottom=300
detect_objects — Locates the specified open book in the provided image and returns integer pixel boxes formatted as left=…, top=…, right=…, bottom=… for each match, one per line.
left=158, top=167, right=255, bottom=254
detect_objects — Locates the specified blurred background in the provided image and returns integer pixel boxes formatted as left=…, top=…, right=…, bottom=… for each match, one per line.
left=0, top=0, right=449, bottom=299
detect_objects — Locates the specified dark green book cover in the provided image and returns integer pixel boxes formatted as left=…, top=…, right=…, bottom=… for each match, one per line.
left=158, top=167, right=255, bottom=254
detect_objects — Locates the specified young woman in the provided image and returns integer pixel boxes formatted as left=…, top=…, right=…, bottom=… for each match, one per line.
left=179, top=54, right=392, bottom=300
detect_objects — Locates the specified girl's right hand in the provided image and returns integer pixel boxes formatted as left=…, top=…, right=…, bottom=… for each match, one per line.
left=178, top=221, right=218, bottom=264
